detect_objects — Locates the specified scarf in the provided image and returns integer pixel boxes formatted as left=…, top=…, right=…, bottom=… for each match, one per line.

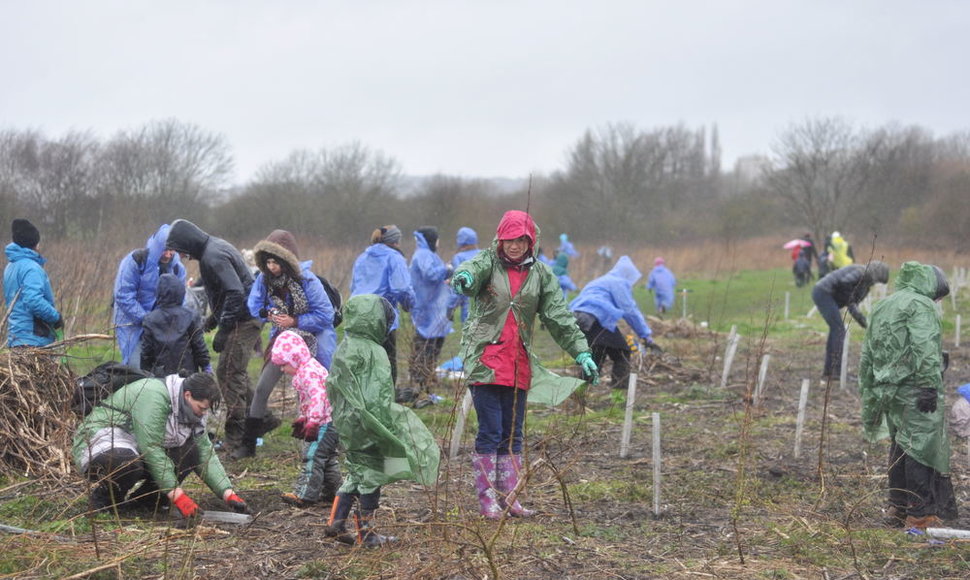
left=265, top=273, right=317, bottom=357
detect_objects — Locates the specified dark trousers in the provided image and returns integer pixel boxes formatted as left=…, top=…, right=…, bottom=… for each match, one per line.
left=216, top=319, right=260, bottom=449
left=293, top=423, right=343, bottom=502
left=471, top=384, right=527, bottom=455
left=86, top=439, right=202, bottom=507
left=575, top=311, right=632, bottom=389
left=382, top=330, right=398, bottom=386
left=811, top=287, right=844, bottom=377
left=409, top=335, right=445, bottom=391
left=887, top=438, right=958, bottom=520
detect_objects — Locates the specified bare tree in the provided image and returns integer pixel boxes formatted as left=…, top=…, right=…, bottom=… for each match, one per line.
left=95, top=119, right=234, bottom=232
left=766, top=117, right=872, bottom=242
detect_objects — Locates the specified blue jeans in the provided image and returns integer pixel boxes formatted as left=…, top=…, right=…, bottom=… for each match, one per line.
left=812, top=286, right=844, bottom=377
left=471, top=384, right=527, bottom=455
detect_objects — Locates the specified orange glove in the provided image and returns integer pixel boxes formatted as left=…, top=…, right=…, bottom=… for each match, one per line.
left=224, top=492, right=250, bottom=514
left=172, top=492, right=201, bottom=518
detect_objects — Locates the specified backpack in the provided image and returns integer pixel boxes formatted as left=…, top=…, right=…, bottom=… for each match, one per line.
left=317, top=275, right=343, bottom=327
left=73, top=361, right=153, bottom=416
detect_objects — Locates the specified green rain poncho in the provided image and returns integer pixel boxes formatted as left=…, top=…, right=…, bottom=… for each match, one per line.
left=859, top=261, right=949, bottom=474
left=327, top=294, right=440, bottom=494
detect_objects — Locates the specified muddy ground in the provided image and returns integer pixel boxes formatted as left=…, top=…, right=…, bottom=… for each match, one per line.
left=9, top=320, right=970, bottom=579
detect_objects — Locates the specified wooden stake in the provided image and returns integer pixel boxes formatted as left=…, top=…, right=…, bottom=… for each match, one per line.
left=652, top=412, right=661, bottom=517
left=449, top=389, right=473, bottom=460
left=681, top=289, right=688, bottom=320
left=784, top=292, right=790, bottom=321
left=620, top=373, right=638, bottom=458
left=794, top=378, right=810, bottom=459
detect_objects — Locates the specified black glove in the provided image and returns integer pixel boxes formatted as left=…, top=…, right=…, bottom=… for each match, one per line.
left=942, top=351, right=950, bottom=379
left=203, top=314, right=219, bottom=332
left=52, top=315, right=64, bottom=330
left=212, top=326, right=230, bottom=353
left=642, top=338, right=663, bottom=354
left=290, top=418, right=307, bottom=440
left=916, top=387, right=937, bottom=414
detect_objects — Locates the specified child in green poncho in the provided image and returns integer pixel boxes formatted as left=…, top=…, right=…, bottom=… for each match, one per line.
left=323, top=294, right=441, bottom=547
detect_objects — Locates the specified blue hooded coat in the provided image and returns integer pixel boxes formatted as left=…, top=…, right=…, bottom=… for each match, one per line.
left=409, top=230, right=453, bottom=339
left=647, top=264, right=677, bottom=310
left=350, top=243, right=415, bottom=332
left=448, top=227, right=481, bottom=322
left=3, top=243, right=60, bottom=347
left=113, top=225, right=186, bottom=364
left=569, top=256, right=652, bottom=340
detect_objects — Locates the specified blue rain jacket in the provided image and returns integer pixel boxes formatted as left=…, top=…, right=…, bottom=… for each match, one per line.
left=647, top=265, right=677, bottom=310
left=113, top=225, right=186, bottom=364
left=409, top=231, right=453, bottom=339
left=3, top=243, right=60, bottom=347
left=350, top=243, right=415, bottom=332
left=570, top=256, right=652, bottom=340
left=448, top=227, right=481, bottom=322
left=248, top=259, right=336, bottom=368
left=558, top=233, right=579, bottom=257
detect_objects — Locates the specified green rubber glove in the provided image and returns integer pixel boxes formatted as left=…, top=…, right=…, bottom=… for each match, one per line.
left=575, top=352, right=599, bottom=385
left=451, top=271, right=473, bottom=293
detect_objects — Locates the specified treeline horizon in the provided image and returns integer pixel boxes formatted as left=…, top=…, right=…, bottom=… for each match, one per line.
left=2, top=117, right=969, bottom=252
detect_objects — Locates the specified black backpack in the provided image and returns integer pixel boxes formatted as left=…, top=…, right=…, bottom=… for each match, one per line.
left=73, top=361, right=153, bottom=416
left=317, top=275, right=343, bottom=327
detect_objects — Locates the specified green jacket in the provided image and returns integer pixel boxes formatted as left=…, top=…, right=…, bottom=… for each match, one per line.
left=327, top=294, right=440, bottom=493
left=72, top=377, right=231, bottom=497
left=859, top=261, right=949, bottom=473
left=454, top=238, right=590, bottom=406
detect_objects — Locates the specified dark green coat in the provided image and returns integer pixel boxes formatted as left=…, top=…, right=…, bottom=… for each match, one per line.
left=859, top=261, right=949, bottom=473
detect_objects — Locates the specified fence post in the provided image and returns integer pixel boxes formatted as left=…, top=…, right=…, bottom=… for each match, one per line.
left=794, top=378, right=811, bottom=459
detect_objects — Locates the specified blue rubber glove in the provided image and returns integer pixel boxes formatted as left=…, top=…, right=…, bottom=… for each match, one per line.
left=451, top=271, right=473, bottom=293
left=575, top=352, right=599, bottom=385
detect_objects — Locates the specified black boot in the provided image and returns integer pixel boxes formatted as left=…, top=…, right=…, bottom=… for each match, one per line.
left=356, top=490, right=397, bottom=547
left=326, top=492, right=357, bottom=544
left=255, top=412, right=281, bottom=437
left=231, top=417, right=262, bottom=459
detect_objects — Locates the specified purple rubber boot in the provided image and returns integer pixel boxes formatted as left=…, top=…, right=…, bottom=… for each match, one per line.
left=497, top=454, right=535, bottom=517
left=471, top=453, right=503, bottom=519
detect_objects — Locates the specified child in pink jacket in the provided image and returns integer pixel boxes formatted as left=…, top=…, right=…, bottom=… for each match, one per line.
left=271, top=330, right=342, bottom=506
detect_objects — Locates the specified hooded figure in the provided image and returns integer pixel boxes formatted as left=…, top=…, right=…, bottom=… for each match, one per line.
left=324, top=294, right=440, bottom=547
left=557, top=233, right=578, bottom=257
left=827, top=231, right=854, bottom=270
left=4, top=219, right=61, bottom=347
left=448, top=227, right=481, bottom=322
left=812, top=261, right=889, bottom=378
left=570, top=256, right=660, bottom=389
left=552, top=251, right=577, bottom=299
left=646, top=257, right=677, bottom=314
left=404, top=227, right=453, bottom=405
left=452, top=210, right=595, bottom=518
left=140, top=273, right=209, bottom=377
left=113, top=224, right=186, bottom=366
left=270, top=330, right=342, bottom=507
left=859, top=261, right=958, bottom=529
left=242, top=229, right=337, bottom=457
left=166, top=219, right=260, bottom=459
left=350, top=225, right=416, bottom=388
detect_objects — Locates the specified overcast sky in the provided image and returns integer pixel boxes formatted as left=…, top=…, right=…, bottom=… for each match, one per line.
left=2, top=1, right=968, bottom=185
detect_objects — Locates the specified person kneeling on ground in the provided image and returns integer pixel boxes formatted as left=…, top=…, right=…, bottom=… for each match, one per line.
left=270, top=330, right=342, bottom=508
left=324, top=294, right=440, bottom=547
left=72, top=372, right=249, bottom=518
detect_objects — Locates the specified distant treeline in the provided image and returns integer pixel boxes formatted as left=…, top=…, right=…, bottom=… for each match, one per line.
left=2, top=118, right=968, bottom=251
